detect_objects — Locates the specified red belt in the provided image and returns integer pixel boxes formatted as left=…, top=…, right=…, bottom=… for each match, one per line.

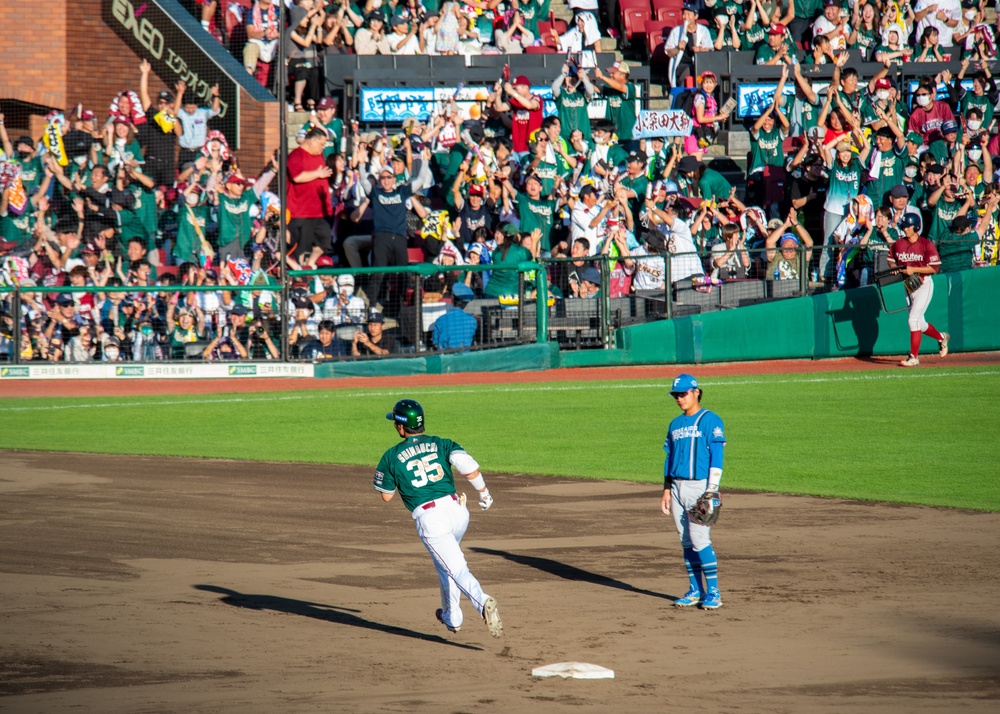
left=420, top=494, right=458, bottom=510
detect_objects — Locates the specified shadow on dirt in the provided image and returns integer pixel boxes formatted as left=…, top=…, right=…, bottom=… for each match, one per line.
left=193, top=585, right=482, bottom=650
left=470, top=547, right=676, bottom=602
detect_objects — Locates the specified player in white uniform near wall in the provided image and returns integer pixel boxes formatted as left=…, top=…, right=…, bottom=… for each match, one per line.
left=889, top=213, right=949, bottom=367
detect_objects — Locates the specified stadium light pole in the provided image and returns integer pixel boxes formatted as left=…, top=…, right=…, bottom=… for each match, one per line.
left=277, top=0, right=289, bottom=362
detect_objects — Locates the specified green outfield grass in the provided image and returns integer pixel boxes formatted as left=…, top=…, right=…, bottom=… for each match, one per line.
left=1, top=365, right=997, bottom=511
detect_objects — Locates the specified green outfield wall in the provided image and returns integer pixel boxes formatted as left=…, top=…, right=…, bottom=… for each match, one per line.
left=304, top=267, right=998, bottom=377
left=616, top=266, right=1000, bottom=364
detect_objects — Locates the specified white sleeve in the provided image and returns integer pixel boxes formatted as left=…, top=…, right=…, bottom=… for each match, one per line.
left=449, top=450, right=480, bottom=476
left=665, top=27, right=680, bottom=50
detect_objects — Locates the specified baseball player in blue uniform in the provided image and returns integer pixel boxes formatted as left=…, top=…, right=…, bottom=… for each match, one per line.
left=374, top=399, right=504, bottom=638
left=660, top=374, right=726, bottom=610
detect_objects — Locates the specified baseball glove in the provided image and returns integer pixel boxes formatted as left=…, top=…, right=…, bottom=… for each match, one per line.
left=688, top=490, right=722, bottom=526
left=903, top=273, right=924, bottom=294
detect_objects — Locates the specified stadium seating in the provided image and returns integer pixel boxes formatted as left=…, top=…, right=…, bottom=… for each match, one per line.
left=621, top=5, right=653, bottom=43
left=644, top=19, right=675, bottom=65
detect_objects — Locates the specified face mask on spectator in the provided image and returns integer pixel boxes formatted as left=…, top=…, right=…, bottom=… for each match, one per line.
left=969, top=148, right=983, bottom=161
left=968, top=120, right=982, bottom=131
left=965, top=9, right=977, bottom=19
left=876, top=90, right=890, bottom=101
left=105, top=347, right=120, bottom=360
left=905, top=166, right=918, bottom=179
left=915, top=95, right=931, bottom=107
left=185, top=193, right=199, bottom=206
left=73, top=155, right=88, bottom=166
left=140, top=324, right=153, bottom=336
left=17, top=150, right=32, bottom=160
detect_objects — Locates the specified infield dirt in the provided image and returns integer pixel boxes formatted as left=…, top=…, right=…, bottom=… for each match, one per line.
left=1, top=451, right=998, bottom=713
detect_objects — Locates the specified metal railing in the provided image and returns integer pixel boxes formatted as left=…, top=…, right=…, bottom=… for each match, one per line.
left=0, top=241, right=986, bottom=363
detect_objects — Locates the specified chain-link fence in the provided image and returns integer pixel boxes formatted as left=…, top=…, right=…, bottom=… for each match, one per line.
left=1, top=243, right=990, bottom=363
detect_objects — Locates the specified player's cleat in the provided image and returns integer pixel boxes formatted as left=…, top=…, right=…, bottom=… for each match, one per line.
left=482, top=596, right=503, bottom=638
left=436, top=608, right=460, bottom=633
left=938, top=333, right=949, bottom=357
left=673, top=588, right=702, bottom=607
left=899, top=355, right=920, bottom=367
left=700, top=588, right=723, bottom=610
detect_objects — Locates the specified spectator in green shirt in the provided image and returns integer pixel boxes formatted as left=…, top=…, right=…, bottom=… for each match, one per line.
left=594, top=60, right=638, bottom=147
left=296, top=96, right=345, bottom=157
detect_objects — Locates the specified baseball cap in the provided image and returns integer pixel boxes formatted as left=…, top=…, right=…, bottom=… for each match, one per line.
left=682, top=1, right=697, bottom=12
left=670, top=373, right=698, bottom=395
left=525, top=172, right=543, bottom=185
left=225, top=174, right=248, bottom=185
left=513, top=75, right=531, bottom=87
left=779, top=234, right=801, bottom=246
left=366, top=10, right=385, bottom=23
left=81, top=242, right=100, bottom=255
left=889, top=184, right=909, bottom=199
left=316, top=96, right=337, bottom=111
left=390, top=15, right=408, bottom=27
left=676, top=155, right=703, bottom=174
left=580, top=266, right=602, bottom=284
left=452, top=282, right=475, bottom=301
left=905, top=131, right=924, bottom=144
left=368, top=311, right=385, bottom=323
left=157, top=91, right=174, bottom=103
left=379, top=166, right=395, bottom=177
left=941, top=119, right=959, bottom=135
left=316, top=255, right=335, bottom=268
left=628, top=150, right=647, bottom=165
left=768, top=23, right=786, bottom=35
left=823, top=0, right=840, bottom=6
left=874, top=78, right=892, bottom=90
left=230, top=303, right=249, bottom=316
left=337, top=274, right=355, bottom=287
left=699, top=71, right=717, bottom=82
left=56, top=294, right=75, bottom=307
left=610, top=60, right=630, bottom=75
left=926, top=163, right=946, bottom=174
left=15, top=135, right=34, bottom=148
left=468, top=183, right=485, bottom=196
left=80, top=109, right=97, bottom=122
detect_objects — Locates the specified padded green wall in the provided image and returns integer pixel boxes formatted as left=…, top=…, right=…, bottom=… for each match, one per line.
left=616, top=267, right=1000, bottom=363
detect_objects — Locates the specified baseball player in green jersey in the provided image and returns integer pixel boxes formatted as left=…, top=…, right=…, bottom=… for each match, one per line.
left=374, top=399, right=503, bottom=638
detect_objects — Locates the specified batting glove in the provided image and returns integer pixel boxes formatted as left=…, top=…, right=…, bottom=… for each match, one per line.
left=478, top=488, right=493, bottom=510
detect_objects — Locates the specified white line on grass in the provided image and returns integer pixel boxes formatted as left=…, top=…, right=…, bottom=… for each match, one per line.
left=1, top=368, right=997, bottom=413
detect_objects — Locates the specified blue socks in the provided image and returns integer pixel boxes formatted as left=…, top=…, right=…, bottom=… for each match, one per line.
left=697, top=545, right=719, bottom=592
left=683, top=547, right=703, bottom=593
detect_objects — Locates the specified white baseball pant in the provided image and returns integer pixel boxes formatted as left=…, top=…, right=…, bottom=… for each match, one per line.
left=670, top=479, right=712, bottom=551
left=907, top=274, right=934, bottom=332
left=414, top=494, right=488, bottom=630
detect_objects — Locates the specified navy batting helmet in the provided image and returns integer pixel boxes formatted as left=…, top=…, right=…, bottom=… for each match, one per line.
left=898, top=212, right=921, bottom=232
left=387, top=399, right=424, bottom=430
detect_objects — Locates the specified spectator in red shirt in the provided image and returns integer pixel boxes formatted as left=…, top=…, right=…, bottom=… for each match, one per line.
left=494, top=75, right=542, bottom=156
left=287, top=127, right=334, bottom=268
left=906, top=75, right=955, bottom=145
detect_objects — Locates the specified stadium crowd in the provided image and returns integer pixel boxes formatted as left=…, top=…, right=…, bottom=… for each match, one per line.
left=0, top=0, right=998, bottom=363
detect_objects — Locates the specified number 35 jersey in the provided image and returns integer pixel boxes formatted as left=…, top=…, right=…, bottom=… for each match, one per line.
left=374, top=435, right=465, bottom=512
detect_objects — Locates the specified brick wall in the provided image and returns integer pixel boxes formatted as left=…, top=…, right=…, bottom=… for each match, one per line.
left=0, top=0, right=277, bottom=175
left=0, top=0, right=68, bottom=109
